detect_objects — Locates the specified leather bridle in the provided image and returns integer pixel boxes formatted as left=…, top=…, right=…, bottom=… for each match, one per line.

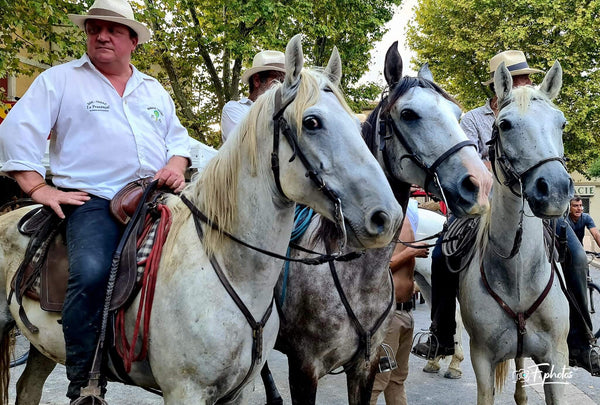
left=271, top=83, right=347, bottom=251
left=377, top=93, right=476, bottom=197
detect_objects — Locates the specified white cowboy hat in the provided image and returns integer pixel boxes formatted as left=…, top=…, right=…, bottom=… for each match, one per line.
left=241, top=50, right=286, bottom=85
left=483, top=50, right=543, bottom=85
left=68, top=0, right=151, bottom=44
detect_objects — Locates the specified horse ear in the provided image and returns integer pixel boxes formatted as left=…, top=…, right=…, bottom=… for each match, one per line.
left=384, top=41, right=403, bottom=88
left=417, top=62, right=434, bottom=82
left=324, top=46, right=342, bottom=87
left=284, top=34, right=304, bottom=91
left=493, top=61, right=513, bottom=103
left=539, top=61, right=562, bottom=100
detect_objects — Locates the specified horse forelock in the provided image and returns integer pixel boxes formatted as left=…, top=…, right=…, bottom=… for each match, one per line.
left=500, top=86, right=554, bottom=117
left=382, top=76, right=460, bottom=115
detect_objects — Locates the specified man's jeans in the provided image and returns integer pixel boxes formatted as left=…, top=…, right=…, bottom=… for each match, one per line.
left=63, top=197, right=122, bottom=400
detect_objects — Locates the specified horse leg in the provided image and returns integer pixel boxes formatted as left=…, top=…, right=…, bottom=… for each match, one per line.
left=15, top=345, right=56, bottom=405
left=422, top=358, right=441, bottom=373
left=469, top=346, right=495, bottom=405
left=513, top=357, right=527, bottom=405
left=444, top=307, right=464, bottom=380
left=533, top=351, right=568, bottom=405
left=344, top=360, right=377, bottom=405
left=260, top=362, right=283, bottom=405
left=287, top=356, right=318, bottom=405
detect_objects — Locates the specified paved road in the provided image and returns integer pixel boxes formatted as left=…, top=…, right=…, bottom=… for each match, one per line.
left=9, top=266, right=600, bottom=404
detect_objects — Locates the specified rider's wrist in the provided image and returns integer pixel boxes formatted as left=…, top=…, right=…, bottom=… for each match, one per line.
left=27, top=182, right=47, bottom=196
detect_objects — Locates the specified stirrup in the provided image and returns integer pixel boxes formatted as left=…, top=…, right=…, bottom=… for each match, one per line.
left=377, top=343, right=398, bottom=373
left=411, top=330, right=439, bottom=360
left=72, top=375, right=108, bottom=405
left=588, top=345, right=600, bottom=377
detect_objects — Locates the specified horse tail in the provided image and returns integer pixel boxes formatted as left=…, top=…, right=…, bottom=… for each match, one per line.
left=494, top=359, right=510, bottom=394
left=0, top=324, right=14, bottom=405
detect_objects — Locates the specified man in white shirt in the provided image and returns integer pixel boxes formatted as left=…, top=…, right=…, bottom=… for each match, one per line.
left=220, top=50, right=285, bottom=142
left=0, top=0, right=190, bottom=402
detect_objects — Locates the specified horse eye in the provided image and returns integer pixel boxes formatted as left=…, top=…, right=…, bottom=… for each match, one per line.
left=303, top=116, right=321, bottom=130
left=400, top=109, right=419, bottom=121
left=498, top=119, right=512, bottom=131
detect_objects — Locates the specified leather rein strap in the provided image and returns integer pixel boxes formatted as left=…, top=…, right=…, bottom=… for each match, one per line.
left=327, top=248, right=395, bottom=371
left=190, top=211, right=273, bottom=403
left=480, top=258, right=555, bottom=358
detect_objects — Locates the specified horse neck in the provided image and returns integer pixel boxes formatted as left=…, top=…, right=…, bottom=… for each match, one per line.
left=203, top=146, right=295, bottom=312
left=484, top=182, right=547, bottom=293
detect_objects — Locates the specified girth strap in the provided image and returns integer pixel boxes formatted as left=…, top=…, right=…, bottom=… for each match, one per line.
left=327, top=254, right=395, bottom=370
left=190, top=211, right=274, bottom=403
left=480, top=259, right=555, bottom=358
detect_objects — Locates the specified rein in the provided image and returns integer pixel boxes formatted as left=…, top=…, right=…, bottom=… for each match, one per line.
left=180, top=195, right=361, bottom=266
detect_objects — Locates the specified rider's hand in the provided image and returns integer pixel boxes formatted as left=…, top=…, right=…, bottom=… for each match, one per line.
left=30, top=186, right=90, bottom=219
left=153, top=156, right=188, bottom=193
left=409, top=242, right=430, bottom=258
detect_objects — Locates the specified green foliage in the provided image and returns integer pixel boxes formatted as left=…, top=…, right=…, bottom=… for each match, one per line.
left=589, top=157, right=600, bottom=179
left=406, top=0, right=600, bottom=174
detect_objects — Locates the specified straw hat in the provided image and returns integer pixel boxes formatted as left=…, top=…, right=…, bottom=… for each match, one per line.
left=68, top=0, right=151, bottom=44
left=483, top=50, right=543, bottom=85
left=241, top=50, right=286, bottom=85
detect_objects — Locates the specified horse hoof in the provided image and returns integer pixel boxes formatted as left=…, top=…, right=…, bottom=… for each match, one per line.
left=444, top=368, right=462, bottom=379
left=423, top=362, right=440, bottom=373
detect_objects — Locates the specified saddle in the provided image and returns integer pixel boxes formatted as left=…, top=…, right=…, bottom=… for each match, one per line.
left=10, top=179, right=161, bottom=332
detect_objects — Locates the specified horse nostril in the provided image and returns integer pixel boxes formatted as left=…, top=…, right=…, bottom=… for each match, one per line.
left=536, top=177, right=549, bottom=196
left=460, top=175, right=479, bottom=195
left=369, top=210, right=390, bottom=234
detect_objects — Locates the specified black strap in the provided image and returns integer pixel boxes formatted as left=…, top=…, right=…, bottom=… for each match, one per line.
left=190, top=209, right=274, bottom=403
left=180, top=195, right=360, bottom=265
left=327, top=254, right=394, bottom=369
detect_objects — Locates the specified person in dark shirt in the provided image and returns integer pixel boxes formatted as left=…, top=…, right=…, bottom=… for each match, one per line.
left=565, top=196, right=600, bottom=246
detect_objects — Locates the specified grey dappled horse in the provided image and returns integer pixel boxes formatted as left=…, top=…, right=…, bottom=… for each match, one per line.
left=459, top=61, right=573, bottom=404
left=261, top=42, right=492, bottom=405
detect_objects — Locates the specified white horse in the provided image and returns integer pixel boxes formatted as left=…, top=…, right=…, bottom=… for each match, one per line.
left=261, top=42, right=492, bottom=405
left=413, top=207, right=465, bottom=379
left=0, top=35, right=404, bottom=405
left=459, top=61, right=573, bottom=404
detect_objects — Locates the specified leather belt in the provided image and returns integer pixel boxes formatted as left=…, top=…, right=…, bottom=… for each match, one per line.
left=396, top=300, right=413, bottom=311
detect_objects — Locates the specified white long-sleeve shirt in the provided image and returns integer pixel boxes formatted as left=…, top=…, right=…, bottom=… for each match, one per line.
left=0, top=54, right=190, bottom=199
left=220, top=97, right=253, bottom=142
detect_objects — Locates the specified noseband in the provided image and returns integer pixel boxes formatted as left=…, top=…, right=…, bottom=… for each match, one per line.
left=271, top=83, right=347, bottom=251
left=377, top=94, right=476, bottom=198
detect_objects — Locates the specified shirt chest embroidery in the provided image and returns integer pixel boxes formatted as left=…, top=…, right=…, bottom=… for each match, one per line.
left=86, top=100, right=110, bottom=112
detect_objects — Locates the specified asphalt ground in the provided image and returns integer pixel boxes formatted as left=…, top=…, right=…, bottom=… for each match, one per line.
left=8, top=264, right=600, bottom=404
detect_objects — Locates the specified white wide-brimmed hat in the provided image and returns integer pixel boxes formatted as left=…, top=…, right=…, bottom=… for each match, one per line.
left=483, top=50, right=543, bottom=85
left=68, top=0, right=151, bottom=44
left=241, top=50, right=286, bottom=85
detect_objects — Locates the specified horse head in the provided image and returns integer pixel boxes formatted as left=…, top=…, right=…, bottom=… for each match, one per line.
left=194, top=35, right=402, bottom=252
left=365, top=42, right=492, bottom=218
left=492, top=61, right=573, bottom=218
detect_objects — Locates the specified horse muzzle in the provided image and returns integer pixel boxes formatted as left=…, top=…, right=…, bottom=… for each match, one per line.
left=523, top=162, right=574, bottom=218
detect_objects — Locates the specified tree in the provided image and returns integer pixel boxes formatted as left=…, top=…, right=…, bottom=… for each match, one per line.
left=406, top=0, right=600, bottom=175
left=2, top=0, right=401, bottom=146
